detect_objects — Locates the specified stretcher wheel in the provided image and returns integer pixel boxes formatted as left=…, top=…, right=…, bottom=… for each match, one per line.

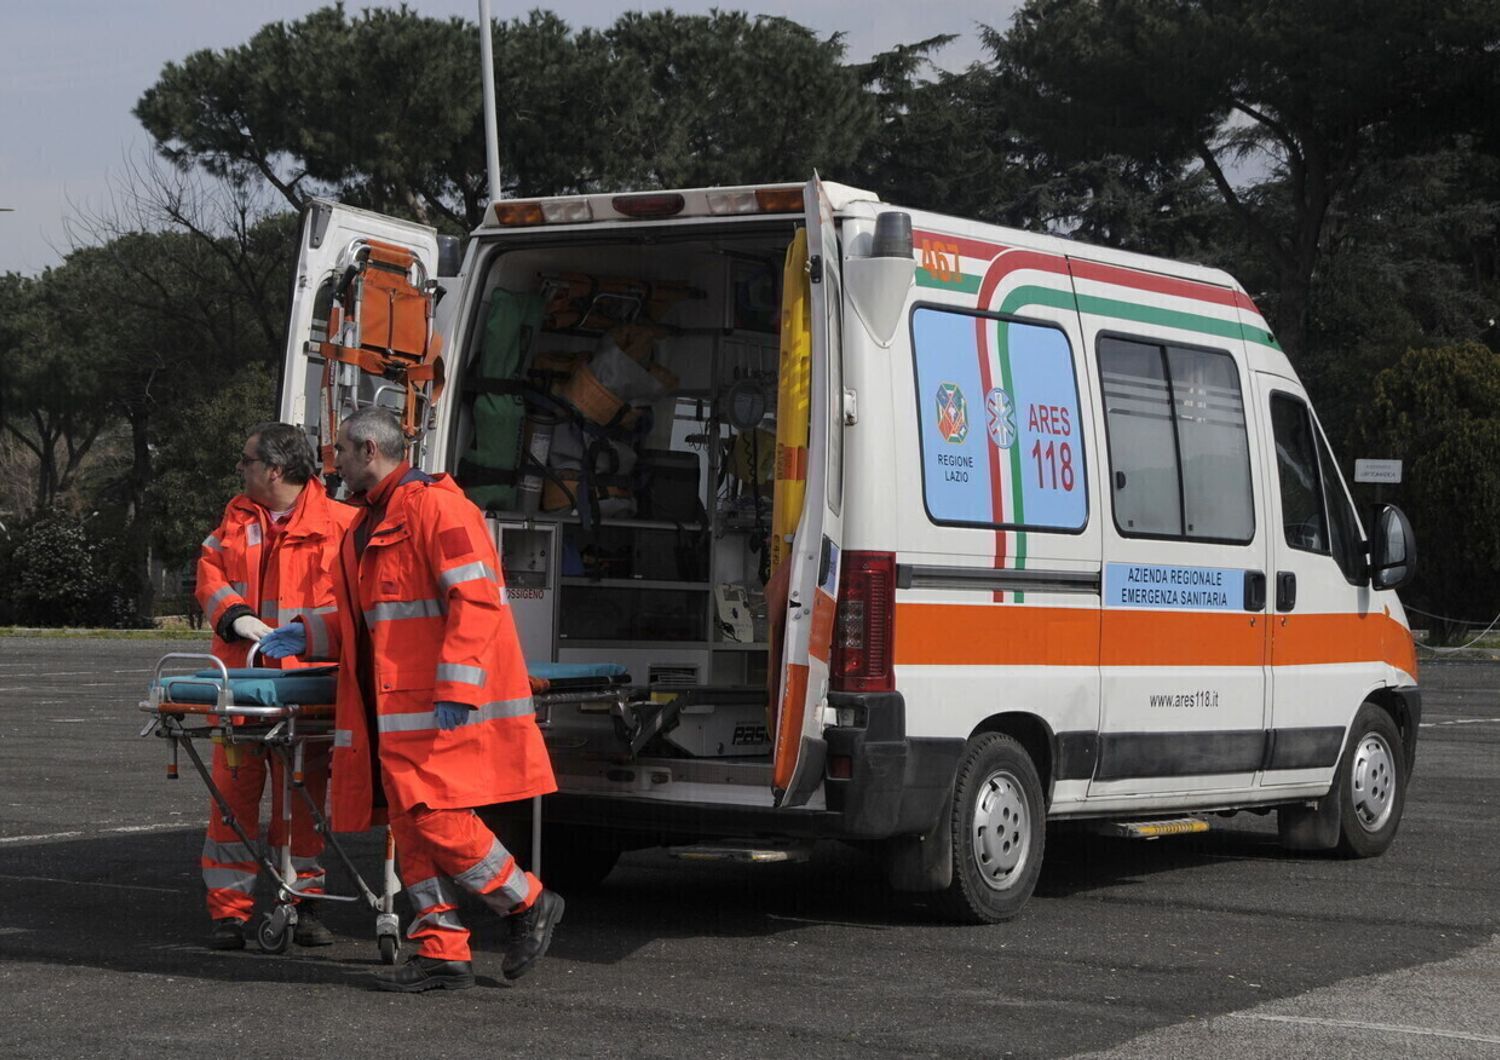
left=257, top=914, right=293, bottom=955
left=378, top=934, right=400, bottom=965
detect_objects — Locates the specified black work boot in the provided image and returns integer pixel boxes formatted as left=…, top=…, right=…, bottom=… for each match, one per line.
left=501, top=889, right=564, bottom=980
left=293, top=908, right=334, bottom=947
left=207, top=918, right=247, bottom=951
left=372, top=954, right=475, bottom=993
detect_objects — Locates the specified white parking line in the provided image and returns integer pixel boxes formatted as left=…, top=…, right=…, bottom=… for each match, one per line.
left=0, top=874, right=179, bottom=895
left=0, top=831, right=84, bottom=844
left=1230, top=1012, right=1500, bottom=1045
left=1420, top=717, right=1500, bottom=727
left=0, top=823, right=190, bottom=844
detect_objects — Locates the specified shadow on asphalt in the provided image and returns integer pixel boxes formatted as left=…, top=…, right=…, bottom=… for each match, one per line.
left=1035, top=817, right=1292, bottom=900
left=0, top=815, right=1332, bottom=982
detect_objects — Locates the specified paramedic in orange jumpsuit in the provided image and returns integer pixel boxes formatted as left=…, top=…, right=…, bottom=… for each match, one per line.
left=262, top=406, right=562, bottom=992
left=196, top=422, right=356, bottom=950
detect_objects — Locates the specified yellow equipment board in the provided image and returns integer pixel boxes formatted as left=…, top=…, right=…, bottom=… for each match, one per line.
left=770, top=228, right=811, bottom=575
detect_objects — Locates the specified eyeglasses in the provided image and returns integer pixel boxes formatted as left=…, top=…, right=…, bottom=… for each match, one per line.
left=236, top=454, right=264, bottom=468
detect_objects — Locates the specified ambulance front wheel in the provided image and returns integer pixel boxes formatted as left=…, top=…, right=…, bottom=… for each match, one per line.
left=1335, top=703, right=1406, bottom=858
left=935, top=732, right=1046, bottom=924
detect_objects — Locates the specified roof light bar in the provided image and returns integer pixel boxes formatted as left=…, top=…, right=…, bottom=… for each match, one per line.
left=611, top=193, right=686, bottom=219
left=492, top=202, right=545, bottom=226
left=754, top=188, right=803, bottom=213
left=541, top=199, right=594, bottom=224
left=707, top=190, right=760, bottom=216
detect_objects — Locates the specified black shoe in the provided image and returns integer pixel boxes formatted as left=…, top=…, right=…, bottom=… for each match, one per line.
left=372, top=955, right=475, bottom=993
left=207, top=918, right=246, bottom=951
left=501, top=889, right=564, bottom=981
left=293, top=909, right=334, bottom=947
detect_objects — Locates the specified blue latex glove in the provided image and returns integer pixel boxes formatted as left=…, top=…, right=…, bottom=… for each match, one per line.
left=258, top=622, right=307, bottom=659
left=435, top=701, right=472, bottom=731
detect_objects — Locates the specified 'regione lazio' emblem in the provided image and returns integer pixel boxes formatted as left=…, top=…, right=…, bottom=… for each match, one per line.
left=986, top=387, right=1017, bottom=448
left=936, top=382, right=968, bottom=444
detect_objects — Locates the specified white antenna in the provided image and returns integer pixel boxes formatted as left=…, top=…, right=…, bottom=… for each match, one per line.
left=477, top=0, right=503, bottom=204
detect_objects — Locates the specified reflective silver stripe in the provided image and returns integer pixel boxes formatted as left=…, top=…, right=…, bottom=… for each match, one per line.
left=377, top=696, right=533, bottom=735
left=201, top=838, right=254, bottom=865
left=270, top=603, right=337, bottom=625
left=407, top=908, right=465, bottom=937
left=259, top=600, right=278, bottom=620
left=438, top=561, right=497, bottom=592
left=230, top=581, right=248, bottom=597
left=436, top=663, right=487, bottom=687
left=290, top=855, right=323, bottom=873
left=202, top=535, right=224, bottom=551
left=246, top=524, right=263, bottom=547
left=451, top=838, right=511, bottom=894
left=205, top=585, right=238, bottom=611
left=333, top=728, right=353, bottom=748
left=309, top=613, right=333, bottom=661
left=203, top=867, right=256, bottom=893
left=364, top=598, right=445, bottom=625
left=405, top=875, right=460, bottom=912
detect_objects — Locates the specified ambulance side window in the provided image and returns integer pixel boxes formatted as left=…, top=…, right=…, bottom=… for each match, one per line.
left=1099, top=336, right=1254, bottom=543
left=1316, top=419, right=1366, bottom=583
left=1269, top=394, right=1328, bottom=553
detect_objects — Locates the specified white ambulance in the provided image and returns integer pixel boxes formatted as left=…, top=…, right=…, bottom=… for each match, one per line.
left=279, top=178, right=1419, bottom=922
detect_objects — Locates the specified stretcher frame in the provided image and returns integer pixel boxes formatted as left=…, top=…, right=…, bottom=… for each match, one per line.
left=139, top=651, right=402, bottom=962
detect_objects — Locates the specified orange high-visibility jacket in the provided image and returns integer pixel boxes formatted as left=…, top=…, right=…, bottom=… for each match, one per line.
left=197, top=481, right=356, bottom=669
left=304, top=470, right=555, bottom=832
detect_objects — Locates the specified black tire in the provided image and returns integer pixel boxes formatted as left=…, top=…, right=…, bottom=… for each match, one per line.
left=257, top=915, right=292, bottom=955
left=933, top=732, right=1046, bottom=924
left=1335, top=703, right=1407, bottom=858
left=378, top=933, right=400, bottom=966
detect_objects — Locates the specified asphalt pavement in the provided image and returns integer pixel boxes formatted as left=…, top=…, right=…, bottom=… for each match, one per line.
left=0, top=636, right=1496, bottom=1058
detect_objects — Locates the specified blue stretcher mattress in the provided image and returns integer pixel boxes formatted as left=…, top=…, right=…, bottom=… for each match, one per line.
left=526, top=662, right=628, bottom=681
left=160, top=661, right=628, bottom=707
left=159, top=666, right=339, bottom=707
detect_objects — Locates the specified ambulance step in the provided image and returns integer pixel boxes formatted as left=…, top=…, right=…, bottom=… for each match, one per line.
left=1098, top=817, right=1210, bottom=839
left=668, top=842, right=812, bottom=864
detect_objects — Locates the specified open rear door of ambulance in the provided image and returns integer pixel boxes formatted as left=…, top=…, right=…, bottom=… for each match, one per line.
left=279, top=199, right=443, bottom=482
left=771, top=176, right=847, bottom=809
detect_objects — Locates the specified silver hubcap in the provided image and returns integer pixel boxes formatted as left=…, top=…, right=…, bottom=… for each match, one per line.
left=970, top=768, right=1032, bottom=891
left=1350, top=730, right=1397, bottom=833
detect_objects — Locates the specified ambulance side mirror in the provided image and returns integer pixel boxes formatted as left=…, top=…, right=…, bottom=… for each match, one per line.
left=1368, top=504, right=1416, bottom=592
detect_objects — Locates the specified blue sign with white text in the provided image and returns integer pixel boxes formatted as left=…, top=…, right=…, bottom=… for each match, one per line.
left=1106, top=563, right=1245, bottom=611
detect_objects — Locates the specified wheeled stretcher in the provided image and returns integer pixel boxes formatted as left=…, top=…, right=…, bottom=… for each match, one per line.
left=139, top=652, right=403, bottom=962
left=139, top=655, right=649, bottom=959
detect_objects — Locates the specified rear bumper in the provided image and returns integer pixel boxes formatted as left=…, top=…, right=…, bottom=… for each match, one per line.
left=507, top=691, right=961, bottom=844
left=822, top=691, right=963, bottom=837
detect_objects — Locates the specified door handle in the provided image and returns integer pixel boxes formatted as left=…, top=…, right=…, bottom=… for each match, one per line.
left=1243, top=570, right=1266, bottom=612
left=1276, top=571, right=1297, bottom=612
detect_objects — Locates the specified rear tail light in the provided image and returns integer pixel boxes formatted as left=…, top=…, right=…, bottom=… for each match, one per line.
left=831, top=551, right=896, bottom=693
left=611, top=193, right=685, bottom=219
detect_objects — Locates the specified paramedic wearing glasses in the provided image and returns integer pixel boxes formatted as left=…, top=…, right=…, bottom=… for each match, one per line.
left=195, top=422, right=356, bottom=950
left=261, top=406, right=562, bottom=993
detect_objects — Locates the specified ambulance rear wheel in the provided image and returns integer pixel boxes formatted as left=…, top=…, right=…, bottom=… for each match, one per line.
left=1335, top=703, right=1406, bottom=858
left=935, top=732, right=1045, bottom=924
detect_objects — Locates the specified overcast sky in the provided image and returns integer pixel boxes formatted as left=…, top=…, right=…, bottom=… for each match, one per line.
left=0, top=1, right=1021, bottom=276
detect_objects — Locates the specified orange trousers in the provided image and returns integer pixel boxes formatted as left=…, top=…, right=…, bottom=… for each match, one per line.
left=201, top=741, right=329, bottom=922
left=389, top=804, right=540, bottom=962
